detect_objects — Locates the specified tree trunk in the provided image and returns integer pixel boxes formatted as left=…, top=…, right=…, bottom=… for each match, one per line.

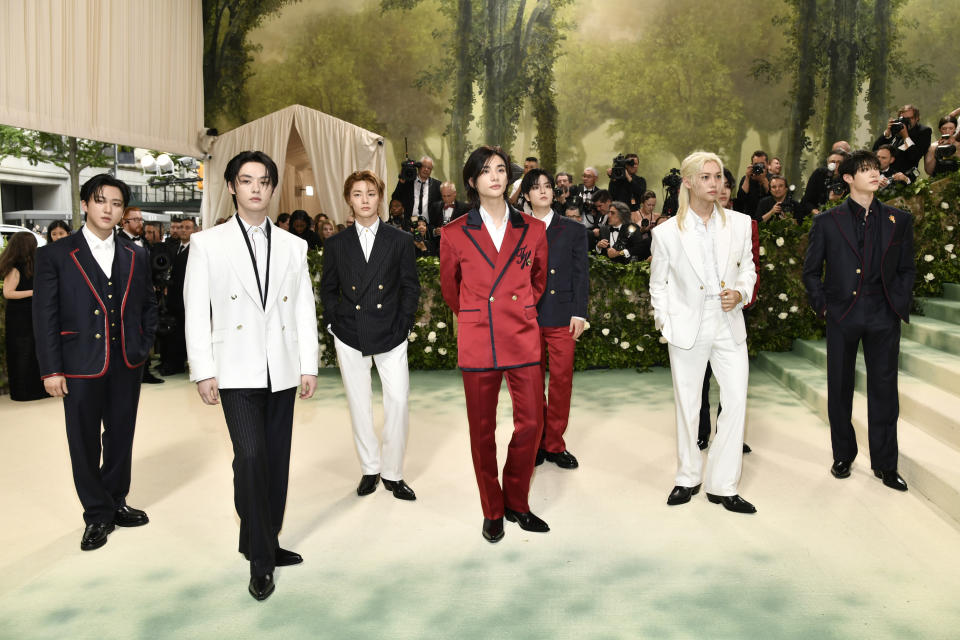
left=785, top=0, right=818, bottom=185
left=483, top=0, right=509, bottom=146
left=529, top=1, right=558, bottom=173
left=68, top=137, right=82, bottom=230
left=447, top=0, right=474, bottom=177
left=821, top=0, right=859, bottom=158
left=866, top=0, right=891, bottom=136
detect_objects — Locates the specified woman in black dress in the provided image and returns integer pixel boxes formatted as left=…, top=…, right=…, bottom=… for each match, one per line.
left=1, top=232, right=47, bottom=400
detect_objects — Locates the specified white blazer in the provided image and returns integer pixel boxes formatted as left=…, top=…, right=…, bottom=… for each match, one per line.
left=184, top=218, right=319, bottom=390
left=649, top=208, right=756, bottom=350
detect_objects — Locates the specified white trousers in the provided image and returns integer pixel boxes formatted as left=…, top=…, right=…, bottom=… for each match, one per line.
left=667, top=300, right=748, bottom=496
left=334, top=336, right=410, bottom=481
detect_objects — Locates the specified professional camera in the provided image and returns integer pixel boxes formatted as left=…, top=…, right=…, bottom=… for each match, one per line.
left=751, top=162, right=766, bottom=176
left=779, top=185, right=798, bottom=216
left=827, top=178, right=847, bottom=198
left=400, top=158, right=421, bottom=182
left=613, top=224, right=637, bottom=252
left=661, top=168, right=681, bottom=217
left=935, top=143, right=957, bottom=160
left=611, top=154, right=630, bottom=181
left=889, top=116, right=910, bottom=136
left=150, top=243, right=174, bottom=284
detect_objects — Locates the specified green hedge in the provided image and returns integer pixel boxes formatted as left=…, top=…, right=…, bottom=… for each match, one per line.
left=3, top=173, right=959, bottom=393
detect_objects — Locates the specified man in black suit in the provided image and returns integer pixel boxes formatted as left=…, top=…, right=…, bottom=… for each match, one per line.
left=391, top=156, right=441, bottom=223
left=322, top=170, right=421, bottom=500
left=608, top=153, right=647, bottom=211
left=428, top=181, right=469, bottom=230
left=872, top=104, right=932, bottom=174
left=160, top=217, right=195, bottom=375
left=803, top=149, right=915, bottom=492
left=33, top=174, right=158, bottom=551
left=595, top=201, right=647, bottom=264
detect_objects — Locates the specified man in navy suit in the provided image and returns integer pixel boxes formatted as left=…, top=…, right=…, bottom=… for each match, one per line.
left=803, top=149, right=915, bottom=491
left=521, top=169, right=589, bottom=469
left=321, top=170, right=421, bottom=500
left=33, top=174, right=158, bottom=551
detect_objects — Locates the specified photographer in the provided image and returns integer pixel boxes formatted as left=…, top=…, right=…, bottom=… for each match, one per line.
left=734, top=150, right=770, bottom=217
left=391, top=155, right=441, bottom=222
left=386, top=198, right=410, bottom=231
left=411, top=217, right=437, bottom=257
left=923, top=115, right=959, bottom=178
left=800, top=149, right=849, bottom=218
left=570, top=167, right=600, bottom=205
left=768, top=156, right=783, bottom=178
left=872, top=104, right=932, bottom=174
left=583, top=189, right=611, bottom=230
left=596, top=201, right=644, bottom=264
left=607, top=153, right=647, bottom=211
left=755, top=176, right=798, bottom=224
left=877, top=145, right=917, bottom=193
left=629, top=191, right=659, bottom=261
left=508, top=156, right=539, bottom=207
left=428, top=181, right=469, bottom=230
left=552, top=172, right=573, bottom=211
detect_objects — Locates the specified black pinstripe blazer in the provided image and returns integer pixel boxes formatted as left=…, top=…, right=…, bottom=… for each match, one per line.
left=320, top=221, right=421, bottom=356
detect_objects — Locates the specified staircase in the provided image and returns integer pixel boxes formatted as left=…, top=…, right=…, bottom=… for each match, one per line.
left=756, top=283, right=960, bottom=529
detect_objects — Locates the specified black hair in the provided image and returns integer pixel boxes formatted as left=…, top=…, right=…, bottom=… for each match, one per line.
left=45, top=219, right=71, bottom=243
left=462, top=146, right=513, bottom=207
left=524, top=156, right=538, bottom=163
left=938, top=115, right=958, bottom=130
left=592, top=189, right=612, bottom=203
left=80, top=173, right=131, bottom=208
left=769, top=175, right=787, bottom=187
left=520, top=168, right=554, bottom=197
left=625, top=153, right=639, bottom=165
left=276, top=213, right=290, bottom=224
left=877, top=144, right=898, bottom=157
left=722, top=168, right=736, bottom=190
left=751, top=150, right=768, bottom=160
left=223, top=150, right=279, bottom=210
left=555, top=171, right=573, bottom=183
left=839, top=149, right=880, bottom=180
left=290, top=210, right=311, bottom=226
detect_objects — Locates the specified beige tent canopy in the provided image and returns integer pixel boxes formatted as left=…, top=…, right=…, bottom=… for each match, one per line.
left=201, top=104, right=388, bottom=228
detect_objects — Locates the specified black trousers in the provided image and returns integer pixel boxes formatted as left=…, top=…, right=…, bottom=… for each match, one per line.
left=63, top=360, right=144, bottom=524
left=698, top=363, right=720, bottom=442
left=825, top=296, right=901, bottom=471
left=160, top=310, right=187, bottom=373
left=219, top=386, right=296, bottom=577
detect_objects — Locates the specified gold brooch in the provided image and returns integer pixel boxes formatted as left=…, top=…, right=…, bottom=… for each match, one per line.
left=526, top=259, right=532, bottom=266
left=889, top=215, right=895, bottom=223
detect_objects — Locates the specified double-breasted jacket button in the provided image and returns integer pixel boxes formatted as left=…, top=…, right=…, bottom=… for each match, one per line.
left=356, top=305, right=361, bottom=310
left=377, top=303, right=382, bottom=309
left=852, top=291, right=857, bottom=296
left=231, top=294, right=237, bottom=300
left=550, top=268, right=556, bottom=274
left=94, top=309, right=100, bottom=315
left=95, top=333, right=102, bottom=339
left=108, top=281, right=113, bottom=286
left=856, top=268, right=861, bottom=274
left=236, top=324, right=243, bottom=330
left=511, top=295, right=518, bottom=301
left=378, top=284, right=384, bottom=290
left=352, top=285, right=357, bottom=291
left=108, top=294, right=113, bottom=299
left=489, top=296, right=495, bottom=302
left=550, top=289, right=556, bottom=295
left=283, top=296, right=288, bottom=302
left=700, top=285, right=704, bottom=290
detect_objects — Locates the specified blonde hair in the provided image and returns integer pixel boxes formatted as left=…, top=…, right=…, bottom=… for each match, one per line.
left=676, top=151, right=726, bottom=231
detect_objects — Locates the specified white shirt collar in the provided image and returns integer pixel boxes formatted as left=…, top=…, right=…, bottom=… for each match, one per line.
left=478, top=205, right=508, bottom=229
left=239, top=215, right=269, bottom=234
left=355, top=217, right=380, bottom=236
left=82, top=224, right=115, bottom=250
left=534, top=210, right=554, bottom=228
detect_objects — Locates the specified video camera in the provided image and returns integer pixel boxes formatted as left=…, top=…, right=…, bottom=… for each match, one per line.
left=400, top=159, right=421, bottom=182
left=611, top=154, right=630, bottom=181
left=661, top=168, right=681, bottom=217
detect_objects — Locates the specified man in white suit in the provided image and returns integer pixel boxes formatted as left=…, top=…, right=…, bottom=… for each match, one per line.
left=184, top=150, right=319, bottom=601
left=649, top=151, right=758, bottom=514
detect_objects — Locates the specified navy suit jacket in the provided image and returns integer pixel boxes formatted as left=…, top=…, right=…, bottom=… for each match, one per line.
left=538, top=214, right=589, bottom=327
left=320, top=221, right=421, bottom=356
left=802, top=198, right=915, bottom=323
left=33, top=231, right=158, bottom=378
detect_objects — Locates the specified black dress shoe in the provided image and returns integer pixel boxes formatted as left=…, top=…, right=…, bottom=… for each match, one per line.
left=535, top=449, right=546, bottom=466
left=874, top=469, right=908, bottom=492
left=540, top=449, right=579, bottom=469
left=831, top=460, right=852, bottom=479
left=275, top=547, right=303, bottom=566
left=482, top=517, right=504, bottom=543
left=114, top=504, right=149, bottom=527
left=80, top=522, right=115, bottom=551
left=667, top=484, right=701, bottom=506
left=357, top=474, right=380, bottom=496
left=706, top=493, right=757, bottom=514
left=697, top=437, right=708, bottom=450
left=141, top=370, right=164, bottom=384
left=743, top=443, right=752, bottom=454
left=504, top=508, right=550, bottom=532
left=248, top=573, right=275, bottom=601
left=382, top=478, right=417, bottom=500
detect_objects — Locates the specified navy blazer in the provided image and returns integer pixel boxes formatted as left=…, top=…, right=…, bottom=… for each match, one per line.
left=320, top=222, right=421, bottom=356
left=33, top=231, right=158, bottom=378
left=537, top=214, right=590, bottom=327
left=802, top=198, right=915, bottom=323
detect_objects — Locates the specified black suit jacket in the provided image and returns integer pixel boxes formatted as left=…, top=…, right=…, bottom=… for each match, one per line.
left=167, top=244, right=189, bottom=314
left=537, top=215, right=589, bottom=326
left=596, top=223, right=646, bottom=264
left=320, top=222, right=421, bottom=356
left=392, top=177, right=441, bottom=221
left=428, top=200, right=469, bottom=228
left=872, top=123, right=933, bottom=172
left=33, top=231, right=158, bottom=378
left=802, top=198, right=915, bottom=323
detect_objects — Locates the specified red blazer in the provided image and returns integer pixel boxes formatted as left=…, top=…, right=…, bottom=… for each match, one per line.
left=440, top=207, right=548, bottom=371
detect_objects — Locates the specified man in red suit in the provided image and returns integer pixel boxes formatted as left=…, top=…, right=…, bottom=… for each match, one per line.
left=440, top=146, right=550, bottom=543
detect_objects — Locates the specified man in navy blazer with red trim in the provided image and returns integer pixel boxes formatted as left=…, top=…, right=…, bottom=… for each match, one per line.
left=803, top=150, right=915, bottom=492
left=34, top=174, right=157, bottom=551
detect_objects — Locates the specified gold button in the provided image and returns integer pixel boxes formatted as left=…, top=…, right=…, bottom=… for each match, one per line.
left=377, top=303, right=382, bottom=309
left=736, top=262, right=741, bottom=267
left=108, top=281, right=112, bottom=286
left=550, top=269, right=556, bottom=274
left=356, top=305, right=361, bottom=310
left=378, top=284, right=384, bottom=290
left=700, top=285, right=704, bottom=290
left=95, top=333, right=102, bottom=339
left=550, top=289, right=556, bottom=295
left=110, top=309, right=115, bottom=313
left=111, top=323, right=115, bottom=327
left=231, top=294, right=237, bottom=300
left=512, top=295, right=518, bottom=301
left=237, top=324, right=243, bottom=330
left=852, top=291, right=857, bottom=295
left=94, top=310, right=100, bottom=315
left=282, top=325, right=285, bottom=331
left=108, top=294, right=113, bottom=299
left=283, top=296, right=288, bottom=302
left=856, top=268, right=861, bottom=274
left=489, top=296, right=495, bottom=302
left=352, top=286, right=356, bottom=290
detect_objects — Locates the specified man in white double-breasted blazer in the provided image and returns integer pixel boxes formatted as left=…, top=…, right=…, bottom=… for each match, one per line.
left=649, top=151, right=758, bottom=514
left=184, top=150, right=319, bottom=602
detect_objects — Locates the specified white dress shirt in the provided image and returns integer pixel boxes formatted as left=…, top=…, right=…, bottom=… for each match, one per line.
left=355, top=218, right=380, bottom=261
left=82, top=225, right=115, bottom=278
left=413, top=178, right=429, bottom=219
left=121, top=229, right=143, bottom=247
left=479, top=205, right=508, bottom=251
left=692, top=209, right=722, bottom=298
left=239, top=217, right=269, bottom=280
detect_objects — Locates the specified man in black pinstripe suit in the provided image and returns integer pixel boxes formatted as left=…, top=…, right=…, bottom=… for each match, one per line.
left=321, top=170, right=421, bottom=501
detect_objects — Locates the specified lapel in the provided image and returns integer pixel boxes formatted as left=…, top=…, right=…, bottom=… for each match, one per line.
left=226, top=217, right=266, bottom=310
left=878, top=203, right=895, bottom=257
left=359, top=222, right=390, bottom=293
left=830, top=201, right=861, bottom=259
left=263, top=224, right=283, bottom=313
left=462, top=208, right=498, bottom=269
left=546, top=214, right=562, bottom=243
left=677, top=216, right=709, bottom=287
left=490, top=209, right=530, bottom=292
left=113, top=239, right=134, bottom=295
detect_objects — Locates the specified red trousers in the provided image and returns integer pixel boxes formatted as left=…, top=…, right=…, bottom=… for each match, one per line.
left=462, top=365, right=544, bottom=519
left=539, top=326, right=576, bottom=453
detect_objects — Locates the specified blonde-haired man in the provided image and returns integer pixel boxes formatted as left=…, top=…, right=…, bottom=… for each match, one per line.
left=649, top=151, right=758, bottom=514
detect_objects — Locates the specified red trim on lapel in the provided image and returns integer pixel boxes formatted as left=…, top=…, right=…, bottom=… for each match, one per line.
left=119, top=246, right=146, bottom=368
left=68, top=248, right=109, bottom=379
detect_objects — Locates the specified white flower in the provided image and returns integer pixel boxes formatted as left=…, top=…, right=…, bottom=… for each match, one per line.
left=424, top=346, right=433, bottom=353
left=925, top=272, right=935, bottom=282
left=408, top=332, right=418, bottom=342
left=758, top=246, right=766, bottom=256
left=768, top=307, right=774, bottom=312
left=948, top=226, right=955, bottom=232
left=602, top=328, right=610, bottom=336
left=636, top=345, right=644, bottom=352
left=952, top=254, right=957, bottom=260
left=623, top=288, right=633, bottom=296
left=945, top=244, right=955, bottom=252
left=603, top=312, right=611, bottom=320
left=941, top=201, right=950, bottom=210
left=776, top=237, right=785, bottom=247
left=765, top=263, right=775, bottom=271
left=613, top=337, right=619, bottom=344
left=789, top=305, right=798, bottom=313
left=583, top=321, right=591, bottom=330
left=778, top=293, right=788, bottom=301
left=924, top=254, right=934, bottom=262
left=438, top=348, right=447, bottom=355
left=778, top=312, right=788, bottom=320
left=626, top=313, right=636, bottom=320
left=417, top=321, right=425, bottom=327
left=436, top=321, right=447, bottom=329
left=788, top=258, right=796, bottom=265
left=658, top=336, right=668, bottom=343
left=620, top=341, right=630, bottom=349
left=427, top=331, right=437, bottom=343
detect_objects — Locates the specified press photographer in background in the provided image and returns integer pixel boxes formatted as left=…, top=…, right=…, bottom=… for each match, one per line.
left=595, top=201, right=646, bottom=264
left=800, top=149, right=849, bottom=218
left=630, top=191, right=660, bottom=262
left=428, top=181, right=469, bottom=231
left=583, top=189, right=612, bottom=232
left=607, top=153, right=647, bottom=211
left=872, top=104, right=932, bottom=174
left=392, top=155, right=441, bottom=223
left=924, top=115, right=959, bottom=178
left=570, top=167, right=600, bottom=206
left=411, top=217, right=437, bottom=258
left=552, top=172, right=574, bottom=212
left=767, top=157, right=783, bottom=178
left=755, top=176, right=799, bottom=224
left=734, top=150, right=770, bottom=217
left=876, top=145, right=917, bottom=196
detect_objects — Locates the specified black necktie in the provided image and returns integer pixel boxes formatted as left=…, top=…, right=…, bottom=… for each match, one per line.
left=177, top=245, right=185, bottom=256
left=419, top=181, right=426, bottom=216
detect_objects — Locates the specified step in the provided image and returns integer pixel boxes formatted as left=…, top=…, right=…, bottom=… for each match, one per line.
left=901, top=315, right=960, bottom=357
left=918, top=297, right=960, bottom=325
left=791, top=339, right=960, bottom=451
left=943, top=283, right=960, bottom=302
left=756, top=350, right=960, bottom=530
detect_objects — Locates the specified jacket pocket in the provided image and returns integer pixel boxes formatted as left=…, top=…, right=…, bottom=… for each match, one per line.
left=458, top=308, right=481, bottom=323
left=524, top=304, right=539, bottom=320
